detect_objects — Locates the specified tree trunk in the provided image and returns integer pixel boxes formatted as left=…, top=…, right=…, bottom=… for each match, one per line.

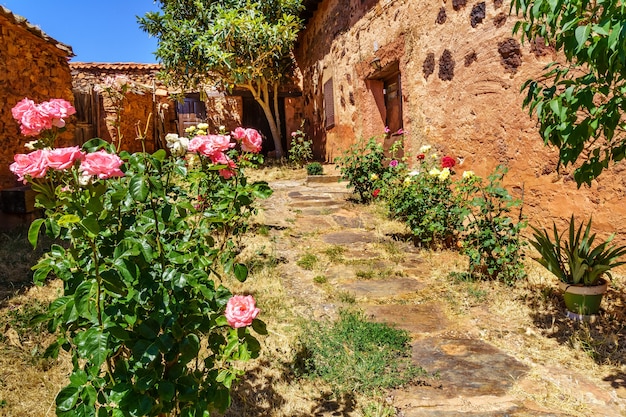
left=246, top=81, right=284, bottom=158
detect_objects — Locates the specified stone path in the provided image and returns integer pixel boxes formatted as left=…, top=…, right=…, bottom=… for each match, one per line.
left=259, top=175, right=626, bottom=417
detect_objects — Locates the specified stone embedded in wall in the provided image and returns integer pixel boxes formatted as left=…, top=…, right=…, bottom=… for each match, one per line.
left=498, top=38, right=522, bottom=73
left=436, top=7, right=447, bottom=24
left=493, top=12, right=507, bottom=28
left=349, top=91, right=355, bottom=105
left=494, top=0, right=503, bottom=8
left=423, top=52, right=436, bottom=79
left=439, top=49, right=455, bottom=81
left=464, top=51, right=478, bottom=67
left=530, top=37, right=554, bottom=57
left=470, top=2, right=486, bottom=28
left=453, top=0, right=467, bottom=11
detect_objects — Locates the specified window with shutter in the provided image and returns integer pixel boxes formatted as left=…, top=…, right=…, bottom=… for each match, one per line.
left=323, top=78, right=335, bottom=129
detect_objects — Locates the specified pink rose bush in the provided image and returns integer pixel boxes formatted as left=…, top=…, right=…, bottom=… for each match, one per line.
left=225, top=295, right=261, bottom=328
left=10, top=99, right=272, bottom=416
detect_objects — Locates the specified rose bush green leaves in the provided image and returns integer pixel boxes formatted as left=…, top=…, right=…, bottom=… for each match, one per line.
left=12, top=99, right=271, bottom=417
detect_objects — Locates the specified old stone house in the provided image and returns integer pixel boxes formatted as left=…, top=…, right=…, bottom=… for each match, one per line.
left=0, top=6, right=75, bottom=190
left=295, top=0, right=626, bottom=237
left=70, top=62, right=176, bottom=154
left=71, top=62, right=304, bottom=156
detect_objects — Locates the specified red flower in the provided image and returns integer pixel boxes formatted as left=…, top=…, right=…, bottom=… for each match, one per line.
left=416, top=154, right=425, bottom=161
left=441, top=155, right=456, bottom=168
left=372, top=189, right=381, bottom=198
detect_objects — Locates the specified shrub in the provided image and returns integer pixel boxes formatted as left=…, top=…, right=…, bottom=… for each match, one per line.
left=387, top=145, right=466, bottom=248
left=288, top=122, right=313, bottom=167
left=458, top=166, right=527, bottom=284
left=335, top=136, right=405, bottom=203
left=306, top=162, right=324, bottom=175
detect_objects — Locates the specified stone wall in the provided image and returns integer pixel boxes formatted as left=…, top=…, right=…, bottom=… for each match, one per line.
left=71, top=63, right=177, bottom=154
left=0, top=8, right=74, bottom=189
left=294, top=0, right=626, bottom=240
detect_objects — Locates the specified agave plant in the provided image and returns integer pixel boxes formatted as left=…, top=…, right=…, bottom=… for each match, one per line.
left=529, top=215, right=626, bottom=286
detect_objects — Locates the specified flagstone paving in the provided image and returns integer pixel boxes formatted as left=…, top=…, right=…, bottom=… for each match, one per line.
left=260, top=176, right=626, bottom=417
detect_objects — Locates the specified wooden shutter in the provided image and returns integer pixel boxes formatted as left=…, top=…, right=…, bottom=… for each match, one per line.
left=323, top=78, right=335, bottom=129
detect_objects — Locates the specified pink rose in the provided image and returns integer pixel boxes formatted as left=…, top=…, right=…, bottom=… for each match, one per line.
left=241, top=129, right=263, bottom=153
left=38, top=99, right=76, bottom=128
left=11, top=98, right=36, bottom=121
left=80, top=150, right=124, bottom=179
left=225, top=295, right=260, bottom=328
left=19, top=107, right=53, bottom=136
left=10, top=150, right=49, bottom=182
left=46, top=146, right=85, bottom=170
left=233, top=127, right=263, bottom=153
left=188, top=135, right=234, bottom=158
left=389, top=159, right=398, bottom=167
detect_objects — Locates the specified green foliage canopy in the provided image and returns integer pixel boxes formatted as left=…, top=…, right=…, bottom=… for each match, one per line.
left=139, top=0, right=304, bottom=157
left=512, top=0, right=626, bottom=186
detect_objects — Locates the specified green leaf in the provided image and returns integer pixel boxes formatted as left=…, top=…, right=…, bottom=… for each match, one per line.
left=28, top=218, right=44, bottom=248
left=129, top=175, right=150, bottom=202
left=57, top=214, right=81, bottom=227
left=56, top=385, right=80, bottom=412
left=74, top=328, right=109, bottom=368
left=233, top=263, right=248, bottom=282
left=575, top=24, right=591, bottom=51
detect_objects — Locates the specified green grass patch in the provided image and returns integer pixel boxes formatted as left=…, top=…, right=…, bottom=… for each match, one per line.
left=324, top=245, right=346, bottom=263
left=296, top=309, right=424, bottom=394
left=296, top=253, right=318, bottom=270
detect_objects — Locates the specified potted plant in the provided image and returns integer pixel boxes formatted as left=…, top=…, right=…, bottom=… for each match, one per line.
left=529, top=215, right=626, bottom=317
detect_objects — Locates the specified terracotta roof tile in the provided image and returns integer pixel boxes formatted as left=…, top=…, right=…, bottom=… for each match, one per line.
left=0, top=6, right=73, bottom=56
left=70, top=62, right=161, bottom=71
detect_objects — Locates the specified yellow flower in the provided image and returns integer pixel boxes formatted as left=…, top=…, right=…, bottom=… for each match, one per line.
left=428, top=168, right=441, bottom=177
left=431, top=153, right=439, bottom=159
left=438, top=167, right=450, bottom=181
left=185, top=126, right=197, bottom=133
left=197, top=122, right=209, bottom=130
left=403, top=177, right=412, bottom=186
left=462, top=170, right=475, bottom=179
left=371, top=173, right=379, bottom=181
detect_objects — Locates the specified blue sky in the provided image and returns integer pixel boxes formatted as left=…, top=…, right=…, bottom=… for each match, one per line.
left=1, top=1, right=160, bottom=63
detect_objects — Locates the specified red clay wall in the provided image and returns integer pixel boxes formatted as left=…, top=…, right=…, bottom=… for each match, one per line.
left=0, top=11, right=74, bottom=189
left=294, top=0, right=626, bottom=241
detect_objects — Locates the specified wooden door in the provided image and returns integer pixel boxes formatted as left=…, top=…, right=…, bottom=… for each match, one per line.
left=384, top=73, right=403, bottom=134
left=176, top=94, right=207, bottom=136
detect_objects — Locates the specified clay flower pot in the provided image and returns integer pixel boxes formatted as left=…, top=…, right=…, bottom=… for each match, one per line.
left=558, top=277, right=608, bottom=319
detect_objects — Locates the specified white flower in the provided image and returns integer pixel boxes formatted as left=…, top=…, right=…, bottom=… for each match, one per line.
left=462, top=170, right=475, bottom=179
left=428, top=168, right=441, bottom=177
left=167, top=137, right=189, bottom=157
left=419, top=145, right=432, bottom=153
left=24, top=140, right=38, bottom=150
left=408, top=170, right=420, bottom=177
left=78, top=174, right=92, bottom=187
left=197, top=123, right=209, bottom=130
left=438, top=167, right=450, bottom=181
left=165, top=133, right=180, bottom=144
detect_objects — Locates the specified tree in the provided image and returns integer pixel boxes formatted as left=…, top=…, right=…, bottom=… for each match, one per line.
left=139, top=0, right=303, bottom=158
left=512, top=0, right=626, bottom=186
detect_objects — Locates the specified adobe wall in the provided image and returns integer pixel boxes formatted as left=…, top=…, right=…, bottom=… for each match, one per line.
left=0, top=13, right=74, bottom=189
left=71, top=65, right=176, bottom=154
left=294, top=0, right=626, bottom=240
